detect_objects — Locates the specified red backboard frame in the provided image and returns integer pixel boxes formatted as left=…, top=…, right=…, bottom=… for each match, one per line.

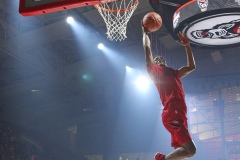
left=19, top=0, right=109, bottom=16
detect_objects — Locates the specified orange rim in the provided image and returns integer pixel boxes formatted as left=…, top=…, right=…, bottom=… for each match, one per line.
left=175, top=0, right=196, bottom=13
left=94, top=0, right=138, bottom=13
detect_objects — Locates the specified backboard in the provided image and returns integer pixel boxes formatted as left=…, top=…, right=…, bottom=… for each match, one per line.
left=19, top=0, right=112, bottom=16
left=150, top=0, right=240, bottom=49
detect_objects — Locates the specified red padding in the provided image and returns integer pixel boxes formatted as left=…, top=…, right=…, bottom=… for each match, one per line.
left=19, top=0, right=110, bottom=16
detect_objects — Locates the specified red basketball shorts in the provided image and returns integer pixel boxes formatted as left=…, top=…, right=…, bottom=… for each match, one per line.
left=161, top=98, right=192, bottom=148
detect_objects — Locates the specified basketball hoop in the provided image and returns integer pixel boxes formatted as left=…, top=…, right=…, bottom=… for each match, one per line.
left=94, top=0, right=139, bottom=41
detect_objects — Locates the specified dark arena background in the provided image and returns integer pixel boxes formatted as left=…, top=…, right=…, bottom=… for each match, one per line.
left=0, top=0, right=240, bottom=160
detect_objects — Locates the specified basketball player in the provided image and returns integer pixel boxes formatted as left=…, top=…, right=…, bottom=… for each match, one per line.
left=142, top=25, right=197, bottom=160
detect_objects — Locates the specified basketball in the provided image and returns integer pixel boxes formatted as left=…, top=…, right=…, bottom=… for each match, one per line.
left=142, top=12, right=162, bottom=32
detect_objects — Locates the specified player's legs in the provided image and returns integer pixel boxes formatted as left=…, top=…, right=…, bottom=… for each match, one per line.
left=155, top=140, right=196, bottom=160
left=164, top=140, right=196, bottom=160
left=155, top=99, right=196, bottom=160
left=157, top=120, right=196, bottom=160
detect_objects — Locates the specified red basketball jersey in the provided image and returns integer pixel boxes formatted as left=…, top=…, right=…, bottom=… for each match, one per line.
left=146, top=64, right=185, bottom=107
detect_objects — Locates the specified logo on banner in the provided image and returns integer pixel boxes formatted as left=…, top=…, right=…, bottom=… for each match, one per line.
left=197, top=0, right=208, bottom=12
left=191, top=19, right=240, bottom=39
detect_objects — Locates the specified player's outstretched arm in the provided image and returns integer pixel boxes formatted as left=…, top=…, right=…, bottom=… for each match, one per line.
left=177, top=32, right=196, bottom=78
left=142, top=22, right=154, bottom=66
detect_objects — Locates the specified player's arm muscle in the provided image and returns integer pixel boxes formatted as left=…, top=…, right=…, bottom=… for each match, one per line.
left=143, top=32, right=154, bottom=66
left=178, top=45, right=195, bottom=78
left=177, top=32, right=196, bottom=78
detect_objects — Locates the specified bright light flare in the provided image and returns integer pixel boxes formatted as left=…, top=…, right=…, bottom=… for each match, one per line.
left=67, top=17, right=74, bottom=24
left=135, top=76, right=150, bottom=90
left=190, top=107, right=197, bottom=112
left=125, top=66, right=132, bottom=71
left=98, top=43, right=104, bottom=49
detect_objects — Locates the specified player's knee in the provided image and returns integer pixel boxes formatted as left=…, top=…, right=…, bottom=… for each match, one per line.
left=187, top=146, right=196, bottom=157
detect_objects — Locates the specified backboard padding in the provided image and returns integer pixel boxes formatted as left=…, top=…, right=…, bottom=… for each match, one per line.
left=19, top=0, right=110, bottom=16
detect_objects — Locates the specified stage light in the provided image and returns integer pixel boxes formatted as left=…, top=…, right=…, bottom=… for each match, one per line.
left=190, top=107, right=197, bottom=112
left=67, top=17, right=74, bottom=24
left=135, top=76, right=150, bottom=90
left=98, top=43, right=104, bottom=49
left=82, top=74, right=88, bottom=80
left=82, top=74, right=91, bottom=81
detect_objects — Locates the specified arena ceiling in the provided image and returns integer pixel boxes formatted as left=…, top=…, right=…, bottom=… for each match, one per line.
left=0, top=0, right=240, bottom=155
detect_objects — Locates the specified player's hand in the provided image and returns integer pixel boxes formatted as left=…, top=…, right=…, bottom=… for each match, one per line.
left=177, top=31, right=190, bottom=47
left=141, top=21, right=150, bottom=35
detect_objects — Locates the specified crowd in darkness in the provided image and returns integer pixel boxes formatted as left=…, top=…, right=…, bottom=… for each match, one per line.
left=0, top=121, right=57, bottom=160
left=0, top=120, right=89, bottom=160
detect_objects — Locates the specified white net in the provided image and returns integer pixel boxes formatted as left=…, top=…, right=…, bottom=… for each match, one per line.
left=95, top=0, right=138, bottom=41
left=235, top=0, right=240, bottom=5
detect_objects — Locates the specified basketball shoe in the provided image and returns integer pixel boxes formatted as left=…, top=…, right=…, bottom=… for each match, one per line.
left=155, top=152, right=165, bottom=160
